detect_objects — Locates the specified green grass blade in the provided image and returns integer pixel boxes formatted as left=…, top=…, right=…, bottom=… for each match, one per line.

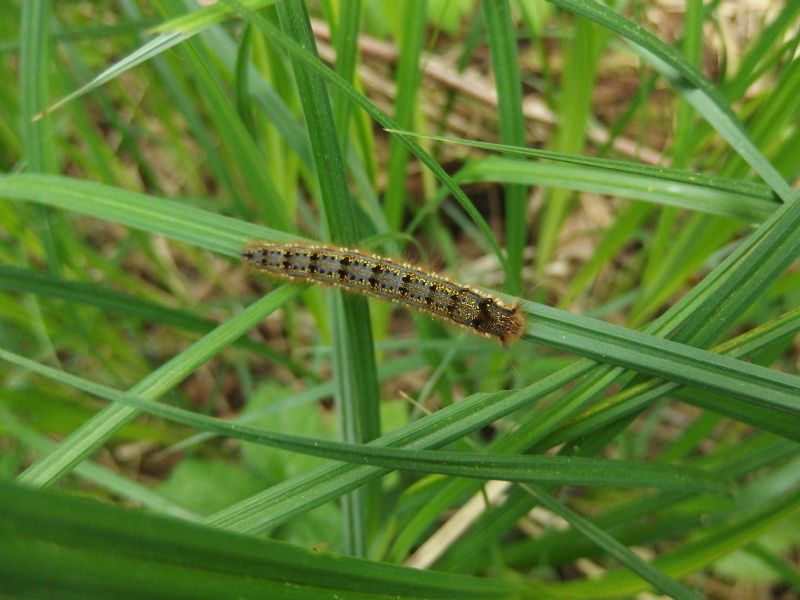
left=543, top=307, right=800, bottom=446
left=0, top=265, right=308, bottom=373
left=528, top=484, right=703, bottom=600
left=0, top=173, right=297, bottom=256
left=721, top=3, right=800, bottom=101
left=547, top=488, right=800, bottom=598
left=36, top=0, right=277, bottom=118
left=150, top=0, right=276, bottom=35
left=391, top=131, right=776, bottom=200
left=561, top=202, right=651, bottom=307
left=20, top=0, right=55, bottom=172
left=383, top=0, right=425, bottom=232
left=0, top=348, right=733, bottom=496
left=536, top=14, right=605, bottom=275
left=656, top=193, right=800, bottom=347
left=459, top=156, right=775, bottom=222
left=0, top=480, right=521, bottom=599
left=524, top=301, right=800, bottom=416
left=274, top=0, right=380, bottom=557
left=484, top=0, right=527, bottom=295
left=330, top=0, right=361, bottom=148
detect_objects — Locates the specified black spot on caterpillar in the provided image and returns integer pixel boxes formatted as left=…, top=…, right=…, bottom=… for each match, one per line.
left=242, top=242, right=526, bottom=344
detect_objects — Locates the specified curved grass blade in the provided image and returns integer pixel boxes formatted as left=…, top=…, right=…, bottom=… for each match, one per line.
left=0, top=265, right=310, bottom=375
left=484, top=0, right=528, bottom=295
left=0, top=480, right=521, bottom=600
left=0, top=174, right=298, bottom=257
left=546, top=487, right=800, bottom=598
left=527, top=484, right=703, bottom=600
left=275, top=0, right=380, bottom=557
left=0, top=348, right=732, bottom=496
left=459, top=156, right=775, bottom=222
left=0, top=408, right=200, bottom=522
left=523, top=301, right=800, bottom=416
left=388, top=131, right=776, bottom=201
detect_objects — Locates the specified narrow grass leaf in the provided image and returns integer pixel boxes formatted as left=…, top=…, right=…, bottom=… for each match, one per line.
left=527, top=484, right=703, bottom=600
left=524, top=301, right=800, bottom=415
left=383, top=0, right=426, bottom=232
left=0, top=481, right=520, bottom=599
left=0, top=174, right=298, bottom=256
left=484, top=0, right=528, bottom=295
left=459, top=156, right=776, bottom=222
left=547, top=488, right=800, bottom=598
left=0, top=349, right=735, bottom=496
left=275, top=0, right=380, bottom=557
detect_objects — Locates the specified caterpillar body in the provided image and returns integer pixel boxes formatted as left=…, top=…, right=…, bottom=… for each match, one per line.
left=242, top=242, right=525, bottom=344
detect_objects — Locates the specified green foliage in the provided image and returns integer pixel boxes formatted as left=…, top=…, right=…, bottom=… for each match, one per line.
left=1, top=1, right=798, bottom=598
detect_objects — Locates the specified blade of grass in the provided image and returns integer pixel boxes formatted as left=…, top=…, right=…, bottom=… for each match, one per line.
left=199, top=18, right=314, bottom=169
left=458, top=156, right=776, bottom=222
left=721, top=2, right=800, bottom=102
left=0, top=348, right=732, bottom=495
left=483, top=0, right=527, bottom=295
left=655, top=194, right=800, bottom=347
left=526, top=484, right=703, bottom=600
left=725, top=54, right=800, bottom=178
left=537, top=13, right=606, bottom=276
left=20, top=0, right=56, bottom=173
left=35, top=0, right=278, bottom=118
left=388, top=131, right=776, bottom=201
left=0, top=174, right=298, bottom=257
left=522, top=300, right=800, bottom=416
left=561, top=202, right=651, bottom=307
left=330, top=0, right=361, bottom=149
left=546, top=488, right=800, bottom=598
left=542, top=307, right=800, bottom=447
left=275, top=0, right=380, bottom=557
left=383, top=0, right=426, bottom=232
left=0, top=265, right=313, bottom=377
left=0, top=480, right=522, bottom=599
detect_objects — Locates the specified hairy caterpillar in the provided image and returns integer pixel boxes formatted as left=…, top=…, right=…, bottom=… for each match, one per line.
left=242, top=242, right=525, bottom=344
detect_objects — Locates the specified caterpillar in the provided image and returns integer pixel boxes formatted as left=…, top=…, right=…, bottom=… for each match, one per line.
left=242, top=242, right=526, bottom=344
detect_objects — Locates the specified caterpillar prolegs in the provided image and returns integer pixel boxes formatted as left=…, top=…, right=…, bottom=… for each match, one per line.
left=243, top=242, right=526, bottom=344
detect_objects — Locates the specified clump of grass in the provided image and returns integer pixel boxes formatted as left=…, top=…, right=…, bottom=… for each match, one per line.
left=1, top=2, right=798, bottom=598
